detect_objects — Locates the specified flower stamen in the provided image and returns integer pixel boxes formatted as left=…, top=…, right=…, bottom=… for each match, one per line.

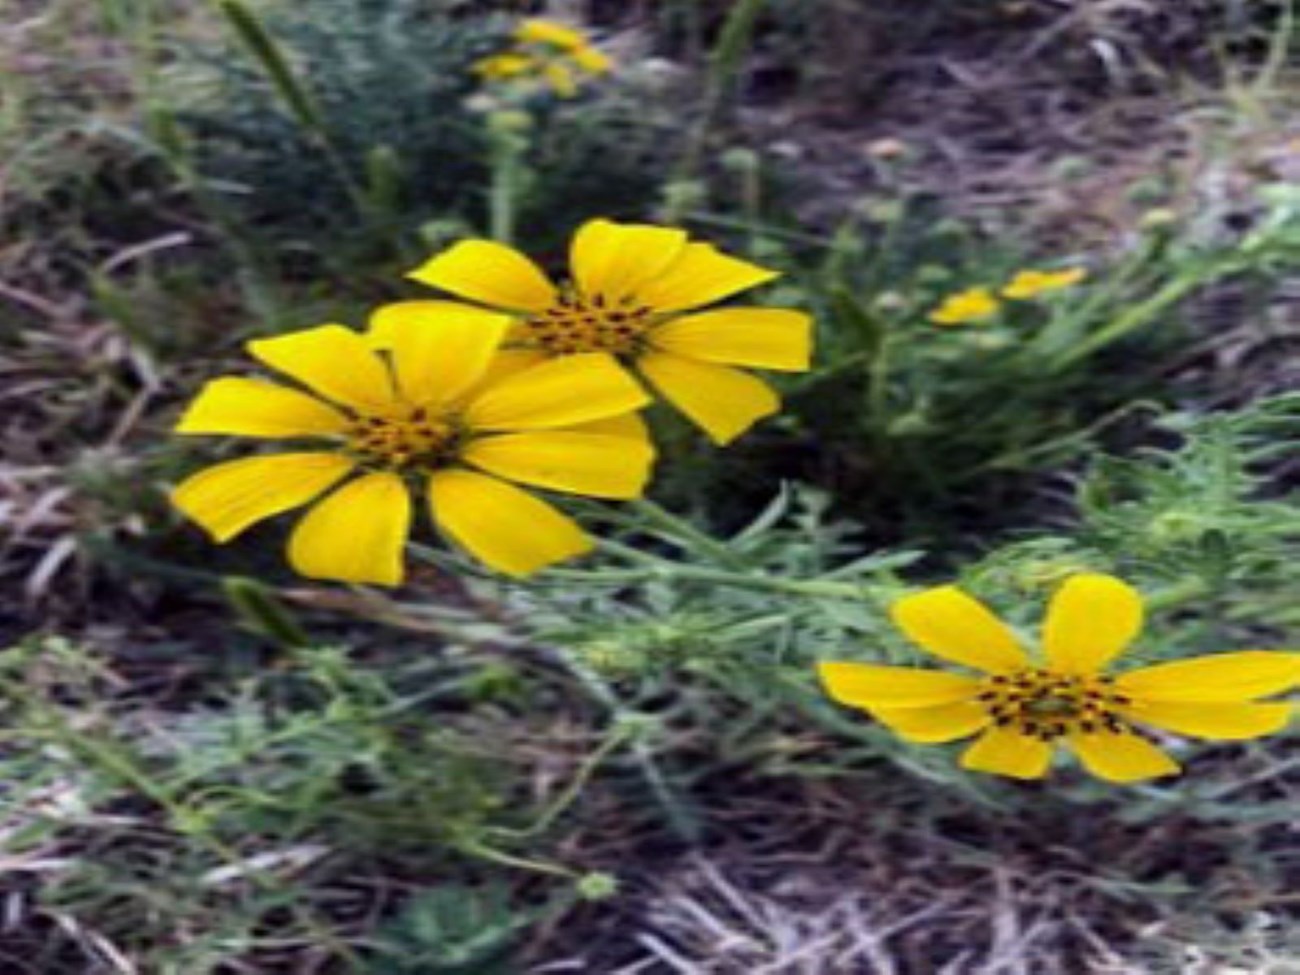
left=977, top=668, right=1132, bottom=741
left=523, top=286, right=656, bottom=356
left=348, top=408, right=459, bottom=471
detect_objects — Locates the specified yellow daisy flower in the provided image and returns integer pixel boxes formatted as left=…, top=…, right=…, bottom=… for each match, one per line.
left=928, top=286, right=1000, bottom=326
left=171, top=312, right=654, bottom=586
left=818, top=574, right=1300, bottom=783
left=387, top=219, right=813, bottom=445
left=1002, top=267, right=1087, bottom=300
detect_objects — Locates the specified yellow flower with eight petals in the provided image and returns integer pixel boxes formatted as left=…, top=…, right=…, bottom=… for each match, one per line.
left=818, top=574, right=1300, bottom=783
left=1002, top=267, right=1087, bottom=300
left=928, top=286, right=1000, bottom=326
left=171, top=312, right=653, bottom=585
left=386, top=219, right=813, bottom=445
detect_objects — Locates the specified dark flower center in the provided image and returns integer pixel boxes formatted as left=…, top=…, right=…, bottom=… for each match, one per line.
left=977, top=668, right=1133, bottom=741
left=348, top=407, right=460, bottom=471
left=522, top=288, right=656, bottom=356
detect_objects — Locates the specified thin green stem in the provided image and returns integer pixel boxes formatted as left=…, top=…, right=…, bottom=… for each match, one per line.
left=491, top=723, right=634, bottom=840
left=454, top=839, right=577, bottom=878
left=558, top=654, right=701, bottom=843
left=551, top=552, right=869, bottom=601
left=630, top=498, right=748, bottom=569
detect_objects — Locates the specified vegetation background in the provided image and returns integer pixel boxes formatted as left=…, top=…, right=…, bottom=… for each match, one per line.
left=6, top=0, right=1300, bottom=971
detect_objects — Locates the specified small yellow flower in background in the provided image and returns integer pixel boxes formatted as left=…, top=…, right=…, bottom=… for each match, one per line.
left=1002, top=267, right=1087, bottom=300
left=171, top=313, right=654, bottom=586
left=928, top=286, right=1000, bottom=326
left=386, top=218, right=814, bottom=445
left=473, top=18, right=612, bottom=98
left=515, top=18, right=588, bottom=51
left=474, top=53, right=534, bottom=82
left=818, top=574, right=1300, bottom=783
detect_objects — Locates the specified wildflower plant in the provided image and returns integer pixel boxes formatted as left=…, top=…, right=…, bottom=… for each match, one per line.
left=171, top=313, right=653, bottom=584
left=391, top=218, right=814, bottom=444
left=819, top=575, right=1300, bottom=782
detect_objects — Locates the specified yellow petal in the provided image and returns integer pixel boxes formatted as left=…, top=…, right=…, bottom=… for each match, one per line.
left=175, top=378, right=348, bottom=438
left=287, top=472, right=411, bottom=586
left=368, top=300, right=507, bottom=350
left=543, top=63, right=578, bottom=97
left=567, top=412, right=650, bottom=440
left=1042, top=574, right=1144, bottom=675
left=1067, top=732, right=1180, bottom=784
left=889, top=586, right=1028, bottom=673
left=572, top=45, right=612, bottom=74
left=649, top=308, right=813, bottom=372
left=516, top=18, right=586, bottom=50
left=929, top=288, right=999, bottom=326
left=368, top=302, right=511, bottom=405
left=171, top=453, right=354, bottom=543
left=406, top=240, right=556, bottom=313
left=475, top=348, right=550, bottom=386
left=1002, top=267, right=1086, bottom=300
left=817, top=661, right=980, bottom=708
left=635, top=243, right=779, bottom=313
left=1123, top=701, right=1293, bottom=740
left=871, top=701, right=990, bottom=743
left=463, top=431, right=653, bottom=499
left=429, top=469, right=591, bottom=576
left=1116, top=652, right=1300, bottom=702
left=960, top=726, right=1052, bottom=779
left=570, top=219, right=688, bottom=302
left=464, top=353, right=648, bottom=431
left=637, top=352, right=778, bottom=445
left=247, top=324, right=396, bottom=415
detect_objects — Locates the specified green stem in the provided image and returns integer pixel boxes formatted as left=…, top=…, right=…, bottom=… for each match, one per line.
left=1146, top=577, right=1212, bottom=613
left=630, top=498, right=748, bottom=569
left=486, top=118, right=529, bottom=244
left=1047, top=261, right=1223, bottom=372
left=551, top=553, right=869, bottom=601
left=490, top=723, right=633, bottom=840
left=672, top=0, right=767, bottom=186
left=559, top=655, right=702, bottom=843
left=455, top=839, right=577, bottom=878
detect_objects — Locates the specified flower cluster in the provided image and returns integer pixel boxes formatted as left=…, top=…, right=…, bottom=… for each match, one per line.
left=171, top=219, right=813, bottom=584
left=929, top=266, right=1086, bottom=326
left=473, top=18, right=612, bottom=98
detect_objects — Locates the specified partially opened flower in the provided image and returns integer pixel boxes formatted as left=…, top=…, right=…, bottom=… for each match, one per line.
left=928, top=286, right=999, bottom=326
left=388, top=219, right=813, bottom=445
left=1002, top=267, right=1087, bottom=300
left=171, top=313, right=653, bottom=585
left=818, top=574, right=1300, bottom=783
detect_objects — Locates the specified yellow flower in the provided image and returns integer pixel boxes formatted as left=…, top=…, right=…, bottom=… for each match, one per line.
left=474, top=19, right=612, bottom=97
left=473, top=53, right=535, bottom=81
left=1002, top=267, right=1087, bottom=300
left=388, top=219, right=814, bottom=445
left=515, top=18, right=588, bottom=52
left=818, top=574, right=1300, bottom=783
left=171, top=313, right=654, bottom=586
left=928, top=286, right=1000, bottom=326
left=542, top=62, right=578, bottom=98
left=570, top=45, right=613, bottom=75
